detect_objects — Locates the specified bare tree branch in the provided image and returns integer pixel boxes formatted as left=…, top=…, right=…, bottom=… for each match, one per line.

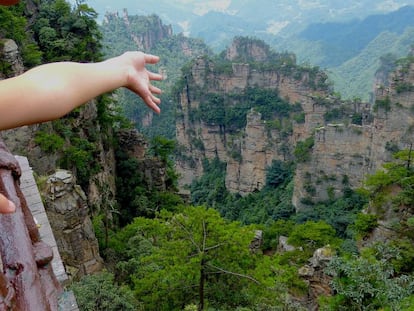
left=202, top=220, right=207, bottom=252
left=171, top=217, right=201, bottom=253
left=204, top=243, right=224, bottom=252
left=206, top=263, right=261, bottom=285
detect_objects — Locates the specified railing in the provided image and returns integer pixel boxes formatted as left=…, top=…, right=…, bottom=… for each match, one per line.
left=0, top=140, right=61, bottom=311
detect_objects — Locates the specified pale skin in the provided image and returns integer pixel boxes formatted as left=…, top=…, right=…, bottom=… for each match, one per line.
left=0, top=0, right=163, bottom=213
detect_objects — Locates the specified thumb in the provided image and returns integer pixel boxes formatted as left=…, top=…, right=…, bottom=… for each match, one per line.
left=0, top=193, right=16, bottom=214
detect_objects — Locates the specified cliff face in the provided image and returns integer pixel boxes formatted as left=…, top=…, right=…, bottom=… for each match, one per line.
left=103, top=10, right=173, bottom=52
left=176, top=39, right=330, bottom=195
left=294, top=57, right=414, bottom=210
left=176, top=38, right=414, bottom=211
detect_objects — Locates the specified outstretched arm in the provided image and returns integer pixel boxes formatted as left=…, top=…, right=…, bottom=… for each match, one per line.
left=0, top=51, right=162, bottom=130
left=0, top=51, right=162, bottom=212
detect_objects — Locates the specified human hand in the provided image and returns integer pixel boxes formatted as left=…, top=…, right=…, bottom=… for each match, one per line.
left=0, top=193, right=16, bottom=214
left=121, top=51, right=163, bottom=114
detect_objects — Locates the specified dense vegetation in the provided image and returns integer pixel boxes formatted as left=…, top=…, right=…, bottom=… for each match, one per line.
left=3, top=1, right=414, bottom=310
left=190, top=88, right=303, bottom=132
left=76, top=148, right=414, bottom=310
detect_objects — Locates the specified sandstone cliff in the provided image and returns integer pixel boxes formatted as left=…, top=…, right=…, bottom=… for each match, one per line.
left=176, top=38, right=414, bottom=212
left=294, top=52, right=414, bottom=210
left=103, top=10, right=173, bottom=52
left=175, top=38, right=331, bottom=196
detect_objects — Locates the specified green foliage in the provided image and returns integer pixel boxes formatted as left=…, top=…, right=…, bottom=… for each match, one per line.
left=0, top=3, right=42, bottom=68
left=294, top=136, right=314, bottom=162
left=324, top=107, right=346, bottom=122
left=265, top=160, right=292, bottom=188
left=109, top=206, right=295, bottom=310
left=261, top=219, right=295, bottom=251
left=395, top=82, right=414, bottom=94
left=191, top=158, right=295, bottom=225
left=199, top=94, right=226, bottom=125
left=287, top=220, right=341, bottom=250
left=192, top=85, right=301, bottom=133
left=362, top=150, right=414, bottom=210
left=70, top=271, right=142, bottom=311
left=293, top=112, right=306, bottom=124
left=294, top=188, right=368, bottom=239
left=33, top=0, right=102, bottom=62
left=34, top=131, right=65, bottom=153
left=350, top=213, right=378, bottom=239
left=373, top=96, right=392, bottom=112
left=149, top=136, right=176, bottom=163
left=115, top=140, right=182, bottom=224
left=222, top=181, right=295, bottom=225
left=324, top=243, right=414, bottom=310
left=96, top=94, right=130, bottom=130
left=60, top=136, right=100, bottom=188
left=319, top=153, right=414, bottom=309
left=191, top=157, right=227, bottom=207
left=351, top=113, right=363, bottom=125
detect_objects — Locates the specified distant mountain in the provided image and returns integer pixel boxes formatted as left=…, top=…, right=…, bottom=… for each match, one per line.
left=329, top=27, right=414, bottom=101
left=272, top=5, right=414, bottom=100
left=189, top=11, right=257, bottom=50
left=85, top=0, right=414, bottom=38
left=297, top=5, right=414, bottom=67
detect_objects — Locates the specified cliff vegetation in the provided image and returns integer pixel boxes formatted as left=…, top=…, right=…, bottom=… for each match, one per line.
left=2, top=1, right=414, bottom=310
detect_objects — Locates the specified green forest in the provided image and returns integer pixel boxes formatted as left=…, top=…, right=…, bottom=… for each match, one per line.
left=2, top=1, right=414, bottom=310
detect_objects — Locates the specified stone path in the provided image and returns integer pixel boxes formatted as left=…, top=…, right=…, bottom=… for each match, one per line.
left=15, top=156, right=79, bottom=311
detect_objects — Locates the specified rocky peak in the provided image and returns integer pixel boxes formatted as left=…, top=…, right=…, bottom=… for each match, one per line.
left=298, top=246, right=334, bottom=310
left=103, top=11, right=172, bottom=51
left=0, top=39, right=24, bottom=78
left=225, top=37, right=272, bottom=62
left=44, top=170, right=103, bottom=280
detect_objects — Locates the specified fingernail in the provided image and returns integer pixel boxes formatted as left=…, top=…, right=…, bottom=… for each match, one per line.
left=8, top=200, right=16, bottom=213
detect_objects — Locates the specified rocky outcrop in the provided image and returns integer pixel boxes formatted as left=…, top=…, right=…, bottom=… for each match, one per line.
left=43, top=170, right=103, bottom=281
left=293, top=56, right=414, bottom=210
left=175, top=38, right=330, bottom=195
left=292, top=122, right=373, bottom=209
left=103, top=10, right=172, bottom=52
left=0, top=39, right=24, bottom=78
left=117, top=128, right=148, bottom=159
left=298, top=246, right=334, bottom=310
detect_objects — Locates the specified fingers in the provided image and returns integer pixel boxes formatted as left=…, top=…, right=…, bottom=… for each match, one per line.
left=149, top=84, right=161, bottom=95
left=144, top=53, right=160, bottom=65
left=125, top=52, right=163, bottom=113
left=0, top=193, right=16, bottom=214
left=145, top=95, right=161, bottom=114
left=148, top=71, right=163, bottom=81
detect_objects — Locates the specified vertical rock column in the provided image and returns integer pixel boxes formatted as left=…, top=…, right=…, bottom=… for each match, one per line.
left=44, top=170, right=103, bottom=281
